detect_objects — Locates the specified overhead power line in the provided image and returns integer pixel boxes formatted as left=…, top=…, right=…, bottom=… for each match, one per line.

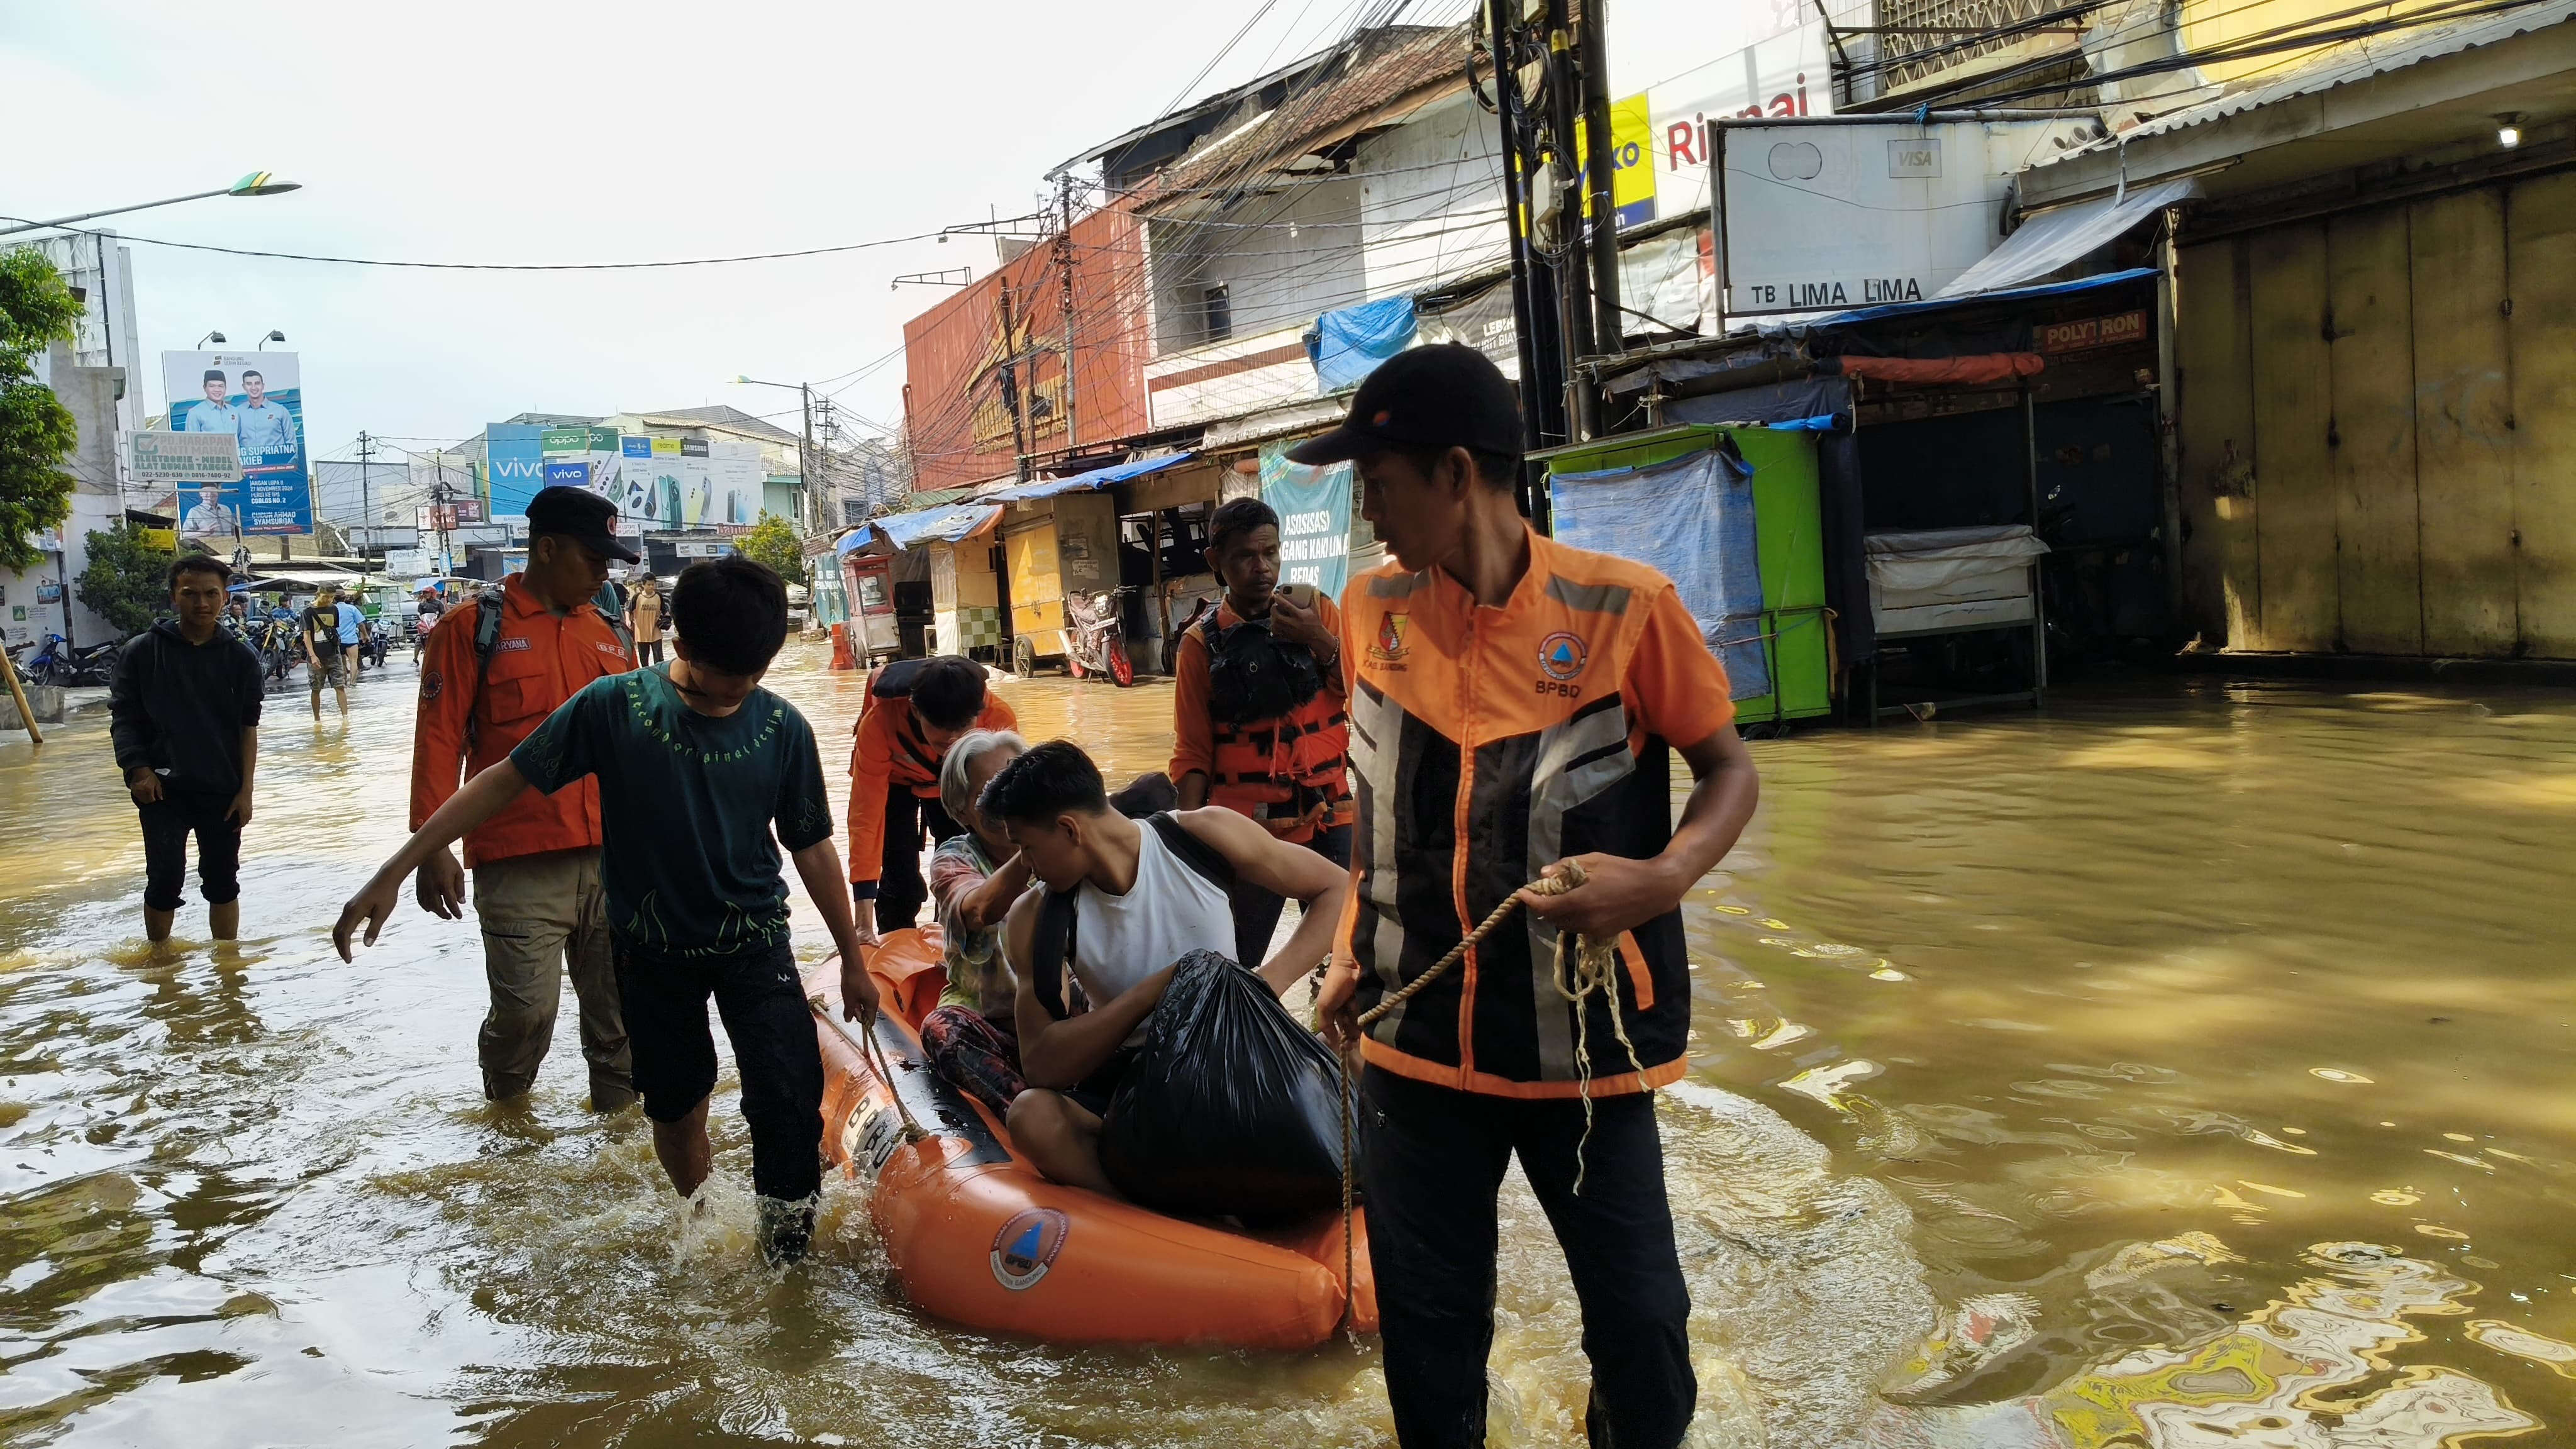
left=0, top=218, right=957, bottom=271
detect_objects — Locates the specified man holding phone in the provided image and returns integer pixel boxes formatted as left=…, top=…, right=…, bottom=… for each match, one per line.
left=1167, top=495, right=1352, bottom=966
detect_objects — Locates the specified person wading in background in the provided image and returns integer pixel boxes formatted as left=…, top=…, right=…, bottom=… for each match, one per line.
left=110, top=554, right=264, bottom=945
left=1306, top=346, right=1762, bottom=1449
left=845, top=653, right=1018, bottom=943
left=1168, top=495, right=1352, bottom=967
left=627, top=574, right=666, bottom=667
left=411, top=486, right=640, bottom=1113
left=302, top=586, right=352, bottom=718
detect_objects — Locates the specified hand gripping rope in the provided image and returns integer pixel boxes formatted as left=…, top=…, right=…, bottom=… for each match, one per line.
left=814, top=953, right=930, bottom=1148
left=1324, top=858, right=1642, bottom=1328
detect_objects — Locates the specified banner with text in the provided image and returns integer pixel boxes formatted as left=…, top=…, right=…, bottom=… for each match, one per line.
left=1258, top=441, right=1355, bottom=599
left=162, top=350, right=313, bottom=536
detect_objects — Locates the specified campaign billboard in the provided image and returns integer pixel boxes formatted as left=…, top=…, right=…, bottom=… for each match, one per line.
left=162, top=350, right=313, bottom=536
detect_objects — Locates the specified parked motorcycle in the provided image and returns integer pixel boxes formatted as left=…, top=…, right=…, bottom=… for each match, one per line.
left=16, top=633, right=79, bottom=687
left=1062, top=587, right=1136, bottom=687
left=60, top=638, right=123, bottom=687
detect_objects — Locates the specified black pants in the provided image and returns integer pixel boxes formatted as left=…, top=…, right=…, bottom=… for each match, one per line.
left=139, top=792, right=243, bottom=911
left=614, top=939, right=824, bottom=1202
left=1360, top=1065, right=1695, bottom=1449
left=636, top=640, right=663, bottom=666
left=1228, top=822, right=1350, bottom=967
left=871, top=786, right=961, bottom=935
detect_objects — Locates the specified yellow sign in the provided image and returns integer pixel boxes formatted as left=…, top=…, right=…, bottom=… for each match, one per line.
left=652, top=437, right=682, bottom=456
left=1573, top=93, right=1659, bottom=226
left=140, top=528, right=177, bottom=551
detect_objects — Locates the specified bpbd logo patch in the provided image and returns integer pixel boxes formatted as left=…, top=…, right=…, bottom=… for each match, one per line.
left=990, top=1207, right=1071, bottom=1291
left=1538, top=631, right=1589, bottom=683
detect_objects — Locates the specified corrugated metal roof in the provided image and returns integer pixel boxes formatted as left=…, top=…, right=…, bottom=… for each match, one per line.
left=1157, top=25, right=1470, bottom=196
left=2029, top=0, right=2576, bottom=167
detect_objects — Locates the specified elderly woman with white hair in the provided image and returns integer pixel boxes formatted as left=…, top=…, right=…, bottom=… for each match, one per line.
left=918, top=728, right=1035, bottom=1114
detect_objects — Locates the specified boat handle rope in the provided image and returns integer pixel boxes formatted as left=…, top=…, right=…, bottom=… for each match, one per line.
left=814, top=952, right=931, bottom=1147
left=1326, top=857, right=1642, bottom=1330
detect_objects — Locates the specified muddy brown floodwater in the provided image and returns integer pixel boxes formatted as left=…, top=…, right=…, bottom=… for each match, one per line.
left=3, top=646, right=2572, bottom=1446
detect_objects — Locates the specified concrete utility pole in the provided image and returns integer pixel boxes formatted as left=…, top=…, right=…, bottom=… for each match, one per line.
left=1579, top=0, right=1626, bottom=366
left=1055, top=172, right=1079, bottom=453
left=355, top=431, right=375, bottom=580
left=1485, top=0, right=1566, bottom=491
left=1541, top=0, right=1597, bottom=441
left=797, top=382, right=818, bottom=533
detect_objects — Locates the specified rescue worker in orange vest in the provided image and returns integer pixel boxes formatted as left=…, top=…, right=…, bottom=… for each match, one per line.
left=1309, top=347, right=1762, bottom=1449
left=847, top=654, right=1019, bottom=941
left=412, top=486, right=640, bottom=1111
left=1169, top=495, right=1353, bottom=967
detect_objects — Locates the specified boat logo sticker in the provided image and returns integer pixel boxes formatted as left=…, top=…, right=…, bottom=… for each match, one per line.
left=991, top=1208, right=1071, bottom=1292
left=1368, top=613, right=1412, bottom=665
left=1538, top=631, right=1589, bottom=684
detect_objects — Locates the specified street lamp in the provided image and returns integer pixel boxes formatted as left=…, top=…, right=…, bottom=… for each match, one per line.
left=196, top=331, right=227, bottom=347
left=257, top=330, right=286, bottom=349
left=731, top=375, right=819, bottom=531
left=0, top=170, right=302, bottom=238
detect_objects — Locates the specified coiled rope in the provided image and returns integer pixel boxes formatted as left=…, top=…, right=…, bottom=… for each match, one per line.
left=1325, top=858, right=1641, bottom=1327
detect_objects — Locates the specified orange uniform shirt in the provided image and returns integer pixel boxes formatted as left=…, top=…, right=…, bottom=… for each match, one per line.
left=411, top=575, right=635, bottom=867
left=1169, top=594, right=1353, bottom=843
left=1333, top=527, right=1735, bottom=1099
left=845, top=691, right=1020, bottom=889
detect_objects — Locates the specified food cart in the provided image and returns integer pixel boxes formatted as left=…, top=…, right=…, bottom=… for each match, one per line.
left=984, top=455, right=1194, bottom=677
left=853, top=501, right=1006, bottom=664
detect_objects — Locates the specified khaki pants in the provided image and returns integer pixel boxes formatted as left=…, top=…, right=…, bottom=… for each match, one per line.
left=474, top=849, right=633, bottom=1109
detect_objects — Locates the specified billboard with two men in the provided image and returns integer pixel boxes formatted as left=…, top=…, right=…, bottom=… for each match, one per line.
left=163, top=350, right=313, bottom=536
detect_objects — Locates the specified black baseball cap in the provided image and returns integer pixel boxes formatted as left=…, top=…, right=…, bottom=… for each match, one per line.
left=1285, top=343, right=1524, bottom=467
left=526, top=485, right=640, bottom=562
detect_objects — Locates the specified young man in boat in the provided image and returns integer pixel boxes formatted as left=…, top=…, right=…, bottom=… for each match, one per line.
left=981, top=740, right=1350, bottom=1196
left=1168, top=496, right=1354, bottom=967
left=847, top=653, right=1018, bottom=942
left=336, top=556, right=878, bottom=1266
left=1306, top=345, right=1761, bottom=1449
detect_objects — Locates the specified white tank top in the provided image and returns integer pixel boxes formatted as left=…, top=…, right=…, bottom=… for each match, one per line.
left=1067, top=815, right=1236, bottom=1013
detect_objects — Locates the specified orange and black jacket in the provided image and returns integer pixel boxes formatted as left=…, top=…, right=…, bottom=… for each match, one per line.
left=410, top=574, right=633, bottom=868
left=1168, top=594, right=1353, bottom=844
left=1330, top=528, right=1735, bottom=1099
left=846, top=688, right=1019, bottom=892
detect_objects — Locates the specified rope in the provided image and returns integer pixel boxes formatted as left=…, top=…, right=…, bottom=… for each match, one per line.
left=1327, top=859, right=1641, bottom=1328
left=816, top=952, right=930, bottom=1146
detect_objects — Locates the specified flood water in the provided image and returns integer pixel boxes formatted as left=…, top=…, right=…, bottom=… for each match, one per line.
left=4, top=646, right=2572, bottom=1446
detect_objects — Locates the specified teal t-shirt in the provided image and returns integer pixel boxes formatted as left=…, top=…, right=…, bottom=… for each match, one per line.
left=511, top=665, right=835, bottom=957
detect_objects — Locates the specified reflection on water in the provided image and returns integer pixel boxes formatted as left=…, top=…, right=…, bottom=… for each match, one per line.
left=1, top=658, right=2568, bottom=1445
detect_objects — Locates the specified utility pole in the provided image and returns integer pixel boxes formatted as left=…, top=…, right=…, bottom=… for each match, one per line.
left=1055, top=172, right=1079, bottom=455
left=997, top=282, right=1033, bottom=480
left=797, top=382, right=818, bottom=533
left=1541, top=0, right=1597, bottom=441
left=433, top=453, right=455, bottom=576
left=1485, top=0, right=1567, bottom=497
left=1578, top=0, right=1625, bottom=367
left=356, top=430, right=375, bottom=580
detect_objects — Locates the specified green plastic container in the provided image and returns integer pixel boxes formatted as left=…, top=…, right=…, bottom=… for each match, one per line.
left=1543, top=425, right=1832, bottom=724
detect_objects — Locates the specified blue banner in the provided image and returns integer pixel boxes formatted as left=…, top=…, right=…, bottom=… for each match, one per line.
left=1259, top=441, right=1355, bottom=600
left=484, top=424, right=547, bottom=516
left=543, top=460, right=590, bottom=487
left=161, top=349, right=313, bottom=536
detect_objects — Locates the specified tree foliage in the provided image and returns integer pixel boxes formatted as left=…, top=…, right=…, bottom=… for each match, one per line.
left=76, top=526, right=175, bottom=639
left=0, top=249, right=83, bottom=572
left=741, top=511, right=806, bottom=587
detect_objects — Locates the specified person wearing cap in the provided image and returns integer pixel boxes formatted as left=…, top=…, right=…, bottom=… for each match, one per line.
left=410, top=486, right=641, bottom=1112
left=1308, top=344, right=1761, bottom=1449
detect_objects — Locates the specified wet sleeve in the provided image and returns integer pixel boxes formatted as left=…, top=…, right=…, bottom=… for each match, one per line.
left=1627, top=583, right=1735, bottom=747
left=1168, top=627, right=1213, bottom=782
left=409, top=609, right=478, bottom=831
left=845, top=702, right=894, bottom=891
left=510, top=679, right=608, bottom=797
left=774, top=708, right=835, bottom=853
left=107, top=639, right=150, bottom=777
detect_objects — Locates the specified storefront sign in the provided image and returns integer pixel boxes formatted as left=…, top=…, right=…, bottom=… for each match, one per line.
left=1258, top=441, right=1354, bottom=599
left=2037, top=310, right=2148, bottom=354
left=130, top=431, right=244, bottom=483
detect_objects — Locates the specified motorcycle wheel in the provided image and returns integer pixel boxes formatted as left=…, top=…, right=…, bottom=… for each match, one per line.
left=1012, top=634, right=1036, bottom=679
left=1106, top=636, right=1135, bottom=687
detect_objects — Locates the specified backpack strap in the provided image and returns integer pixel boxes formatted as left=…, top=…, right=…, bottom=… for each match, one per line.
left=1148, top=811, right=1236, bottom=891
left=1028, top=888, right=1079, bottom=1021
left=592, top=579, right=636, bottom=657
left=464, top=592, right=505, bottom=750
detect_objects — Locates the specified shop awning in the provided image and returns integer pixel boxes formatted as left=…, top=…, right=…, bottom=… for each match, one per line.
left=982, top=452, right=1196, bottom=505
left=838, top=503, right=1003, bottom=555
left=1936, top=179, right=2199, bottom=299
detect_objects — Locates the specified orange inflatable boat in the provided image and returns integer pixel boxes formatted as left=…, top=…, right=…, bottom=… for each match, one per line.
left=805, top=928, right=1377, bottom=1348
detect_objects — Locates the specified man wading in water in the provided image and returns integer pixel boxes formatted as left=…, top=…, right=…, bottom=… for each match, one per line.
left=1308, top=345, right=1761, bottom=1449
left=1168, top=496, right=1353, bottom=967
left=110, top=553, right=264, bottom=944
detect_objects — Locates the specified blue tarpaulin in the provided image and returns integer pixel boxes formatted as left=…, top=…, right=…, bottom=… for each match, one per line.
left=1307, top=296, right=1417, bottom=392
left=1549, top=448, right=1771, bottom=700
left=847, top=503, right=1003, bottom=553
left=980, top=452, right=1196, bottom=505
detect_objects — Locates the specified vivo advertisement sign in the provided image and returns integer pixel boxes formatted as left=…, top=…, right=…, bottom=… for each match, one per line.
left=484, top=423, right=548, bottom=516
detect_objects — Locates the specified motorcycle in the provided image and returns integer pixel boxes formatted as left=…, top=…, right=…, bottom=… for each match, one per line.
left=60, top=638, right=123, bottom=686
left=362, top=622, right=391, bottom=671
left=258, top=616, right=301, bottom=682
left=16, top=633, right=70, bottom=686
left=1062, top=587, right=1136, bottom=687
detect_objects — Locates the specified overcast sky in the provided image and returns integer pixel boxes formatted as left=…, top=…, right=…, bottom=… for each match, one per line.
left=7, top=0, right=1728, bottom=472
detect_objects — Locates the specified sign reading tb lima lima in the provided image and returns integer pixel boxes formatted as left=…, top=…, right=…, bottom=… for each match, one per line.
left=1714, top=118, right=2095, bottom=316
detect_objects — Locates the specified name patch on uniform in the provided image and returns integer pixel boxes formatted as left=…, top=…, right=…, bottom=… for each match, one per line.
left=494, top=636, right=533, bottom=653
left=1367, top=613, right=1412, bottom=665
left=596, top=640, right=625, bottom=657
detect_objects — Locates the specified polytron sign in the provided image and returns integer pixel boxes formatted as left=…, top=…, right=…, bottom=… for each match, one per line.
left=2038, top=311, right=2148, bottom=354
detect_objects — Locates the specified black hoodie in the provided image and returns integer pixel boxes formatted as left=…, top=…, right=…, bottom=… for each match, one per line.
left=109, top=619, right=266, bottom=798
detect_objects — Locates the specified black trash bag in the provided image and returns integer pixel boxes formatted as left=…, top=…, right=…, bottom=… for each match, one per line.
left=1097, top=949, right=1346, bottom=1224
